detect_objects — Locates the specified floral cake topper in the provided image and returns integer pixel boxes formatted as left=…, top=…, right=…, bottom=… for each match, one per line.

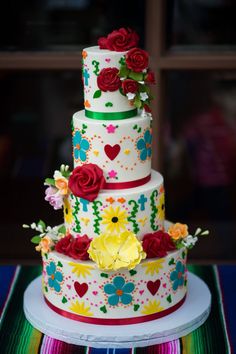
left=95, top=28, right=155, bottom=113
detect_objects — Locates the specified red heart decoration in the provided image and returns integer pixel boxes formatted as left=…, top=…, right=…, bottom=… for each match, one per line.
left=147, top=279, right=161, bottom=296
left=74, top=281, right=88, bottom=298
left=104, top=144, right=121, bottom=161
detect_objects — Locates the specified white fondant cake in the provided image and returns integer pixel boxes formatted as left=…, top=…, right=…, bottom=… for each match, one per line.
left=25, top=28, right=208, bottom=327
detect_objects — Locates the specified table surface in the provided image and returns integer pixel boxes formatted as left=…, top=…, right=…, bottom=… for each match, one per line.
left=0, top=264, right=235, bottom=354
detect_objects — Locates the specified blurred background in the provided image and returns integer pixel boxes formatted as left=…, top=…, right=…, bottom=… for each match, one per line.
left=0, top=0, right=236, bottom=264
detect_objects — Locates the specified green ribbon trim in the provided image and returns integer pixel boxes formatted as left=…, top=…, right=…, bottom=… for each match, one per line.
left=85, top=109, right=137, bottom=120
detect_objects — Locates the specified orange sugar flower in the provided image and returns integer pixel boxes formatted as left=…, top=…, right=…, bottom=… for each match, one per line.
left=168, top=223, right=188, bottom=241
left=36, top=236, right=54, bottom=254
left=55, top=178, right=68, bottom=195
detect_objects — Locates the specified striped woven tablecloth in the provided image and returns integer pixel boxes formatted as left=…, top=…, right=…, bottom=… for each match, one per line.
left=0, top=265, right=234, bottom=354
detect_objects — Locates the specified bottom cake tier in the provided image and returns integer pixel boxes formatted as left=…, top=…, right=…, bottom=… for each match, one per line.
left=42, top=247, right=188, bottom=325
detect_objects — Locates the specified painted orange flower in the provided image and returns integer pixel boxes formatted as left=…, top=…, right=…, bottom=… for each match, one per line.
left=168, top=223, right=188, bottom=241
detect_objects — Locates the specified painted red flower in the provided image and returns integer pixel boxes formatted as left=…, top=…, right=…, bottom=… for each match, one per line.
left=98, top=28, right=139, bottom=51
left=68, top=163, right=105, bottom=202
left=55, top=234, right=73, bottom=254
left=97, top=67, right=121, bottom=92
left=122, top=79, right=139, bottom=94
left=69, top=235, right=92, bottom=260
left=142, top=230, right=176, bottom=258
left=126, top=48, right=149, bottom=72
left=145, top=71, right=156, bottom=84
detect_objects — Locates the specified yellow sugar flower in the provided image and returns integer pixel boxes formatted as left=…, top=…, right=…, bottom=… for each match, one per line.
left=157, top=192, right=165, bottom=221
left=168, top=222, right=188, bottom=241
left=141, top=300, right=164, bottom=315
left=63, top=198, right=73, bottom=224
left=35, top=235, right=54, bottom=254
left=88, top=230, right=146, bottom=271
left=69, top=300, right=93, bottom=316
left=101, top=206, right=128, bottom=234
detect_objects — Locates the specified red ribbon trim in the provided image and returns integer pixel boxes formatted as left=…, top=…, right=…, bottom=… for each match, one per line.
left=44, top=295, right=186, bottom=325
left=104, top=174, right=151, bottom=190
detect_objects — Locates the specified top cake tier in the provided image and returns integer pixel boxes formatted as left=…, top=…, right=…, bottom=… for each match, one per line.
left=82, top=46, right=137, bottom=118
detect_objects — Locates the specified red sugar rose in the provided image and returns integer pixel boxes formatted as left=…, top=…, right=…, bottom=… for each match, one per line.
left=143, top=104, right=152, bottom=113
left=98, top=36, right=108, bottom=49
left=55, top=234, right=73, bottom=255
left=98, top=28, right=139, bottom=51
left=142, top=230, right=176, bottom=258
left=97, top=67, right=121, bottom=92
left=146, top=71, right=156, bottom=84
left=69, top=235, right=92, bottom=260
left=126, top=47, right=149, bottom=73
left=68, top=163, right=105, bottom=202
left=122, top=79, right=139, bottom=94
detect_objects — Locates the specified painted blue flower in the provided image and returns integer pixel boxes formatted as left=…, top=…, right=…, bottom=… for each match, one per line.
left=73, top=130, right=90, bottom=162
left=104, top=276, right=135, bottom=306
left=46, top=262, right=63, bottom=292
left=136, top=130, right=152, bottom=161
left=170, top=261, right=185, bottom=291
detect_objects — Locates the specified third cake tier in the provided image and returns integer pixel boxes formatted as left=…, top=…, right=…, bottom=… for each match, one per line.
left=64, top=170, right=164, bottom=240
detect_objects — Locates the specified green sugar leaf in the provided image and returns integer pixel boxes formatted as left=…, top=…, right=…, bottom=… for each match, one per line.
left=45, top=178, right=55, bottom=186
left=182, top=251, right=186, bottom=259
left=119, top=65, right=129, bottom=78
left=31, top=235, right=41, bottom=244
left=134, top=95, right=142, bottom=109
left=57, top=261, right=63, bottom=267
left=129, top=71, right=143, bottom=81
left=58, top=225, right=66, bottom=235
left=38, top=220, right=46, bottom=230
left=93, top=90, right=102, bottom=99
left=62, top=296, right=68, bottom=304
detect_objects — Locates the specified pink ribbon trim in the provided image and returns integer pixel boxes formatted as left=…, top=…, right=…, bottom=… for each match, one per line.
left=44, top=295, right=186, bottom=325
left=104, top=174, right=151, bottom=190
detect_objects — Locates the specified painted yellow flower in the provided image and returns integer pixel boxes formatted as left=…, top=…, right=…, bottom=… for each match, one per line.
left=69, top=300, right=93, bottom=316
left=68, top=262, right=94, bottom=278
left=168, top=223, right=188, bottom=241
left=101, top=206, right=128, bottom=234
left=88, top=230, right=146, bottom=271
left=63, top=198, right=73, bottom=224
left=35, top=235, right=54, bottom=253
left=157, top=192, right=165, bottom=221
left=141, top=259, right=165, bottom=275
left=141, top=300, right=164, bottom=315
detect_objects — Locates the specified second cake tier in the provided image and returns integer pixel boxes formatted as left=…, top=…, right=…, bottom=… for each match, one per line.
left=72, top=110, right=152, bottom=187
left=64, top=170, right=164, bottom=239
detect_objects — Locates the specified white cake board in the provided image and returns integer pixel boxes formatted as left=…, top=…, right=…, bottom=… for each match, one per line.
left=23, top=273, right=211, bottom=348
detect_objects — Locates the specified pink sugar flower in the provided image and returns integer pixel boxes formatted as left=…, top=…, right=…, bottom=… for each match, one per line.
left=45, top=186, right=63, bottom=210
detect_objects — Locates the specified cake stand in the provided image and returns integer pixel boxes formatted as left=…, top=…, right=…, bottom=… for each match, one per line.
left=23, top=272, right=211, bottom=348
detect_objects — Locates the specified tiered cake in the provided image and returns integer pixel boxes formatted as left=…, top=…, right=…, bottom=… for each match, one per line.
left=25, top=28, right=207, bottom=325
